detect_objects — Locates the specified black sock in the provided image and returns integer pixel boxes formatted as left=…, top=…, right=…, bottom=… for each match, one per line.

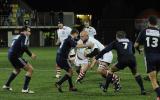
left=68, top=77, right=73, bottom=88
left=57, top=74, right=69, bottom=85
left=135, top=75, right=145, bottom=90
left=23, top=76, right=31, bottom=90
left=5, top=72, right=17, bottom=86
left=101, top=74, right=106, bottom=78
left=104, top=73, right=113, bottom=89
left=155, top=87, right=160, bottom=97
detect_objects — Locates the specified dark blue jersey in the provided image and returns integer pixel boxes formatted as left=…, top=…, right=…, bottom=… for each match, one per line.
left=136, top=27, right=160, bottom=54
left=96, top=38, right=134, bottom=60
left=9, top=34, right=32, bottom=57
left=57, top=35, right=77, bottom=59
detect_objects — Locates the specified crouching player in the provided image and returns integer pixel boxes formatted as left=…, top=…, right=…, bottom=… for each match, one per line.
left=94, top=31, right=146, bottom=95
left=3, top=26, right=36, bottom=93
left=55, top=29, right=93, bottom=92
left=76, top=31, right=121, bottom=92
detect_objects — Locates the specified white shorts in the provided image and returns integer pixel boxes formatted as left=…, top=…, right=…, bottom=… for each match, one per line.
left=98, top=51, right=113, bottom=64
left=74, top=55, right=89, bottom=66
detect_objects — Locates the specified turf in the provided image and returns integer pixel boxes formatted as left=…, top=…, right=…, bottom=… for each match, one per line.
left=0, top=47, right=157, bottom=100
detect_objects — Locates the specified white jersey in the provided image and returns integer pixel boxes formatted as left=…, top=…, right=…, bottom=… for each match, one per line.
left=74, top=40, right=90, bottom=66
left=83, top=26, right=96, bottom=38
left=57, top=26, right=72, bottom=44
left=87, top=37, right=113, bottom=63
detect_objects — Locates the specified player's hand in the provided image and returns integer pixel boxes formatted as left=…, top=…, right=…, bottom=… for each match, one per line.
left=31, top=53, right=36, bottom=60
left=55, top=41, right=60, bottom=46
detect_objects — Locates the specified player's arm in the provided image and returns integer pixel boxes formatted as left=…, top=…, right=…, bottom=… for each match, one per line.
left=95, top=42, right=114, bottom=60
left=86, top=48, right=99, bottom=58
left=92, top=27, right=97, bottom=35
left=21, top=36, right=36, bottom=59
left=56, top=30, right=61, bottom=45
left=134, top=30, right=144, bottom=53
left=56, top=38, right=60, bottom=45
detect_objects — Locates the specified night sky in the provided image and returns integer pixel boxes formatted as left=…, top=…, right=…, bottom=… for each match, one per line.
left=23, top=0, right=160, bottom=18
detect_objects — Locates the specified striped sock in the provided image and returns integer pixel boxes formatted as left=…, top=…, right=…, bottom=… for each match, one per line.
left=77, top=70, right=85, bottom=81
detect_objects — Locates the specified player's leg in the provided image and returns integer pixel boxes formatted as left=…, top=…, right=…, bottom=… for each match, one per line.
left=3, top=57, right=21, bottom=91
left=100, top=63, right=120, bottom=92
left=97, top=62, right=120, bottom=92
left=129, top=66, right=146, bottom=95
left=148, top=71, right=160, bottom=99
left=3, top=68, right=21, bottom=91
left=55, top=59, right=77, bottom=92
left=76, top=63, right=89, bottom=83
left=55, top=53, right=62, bottom=79
left=55, top=64, right=61, bottom=79
left=75, top=66, right=81, bottom=74
left=22, top=63, right=34, bottom=93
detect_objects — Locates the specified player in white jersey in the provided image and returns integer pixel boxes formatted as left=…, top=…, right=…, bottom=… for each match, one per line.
left=56, top=22, right=72, bottom=45
left=76, top=31, right=121, bottom=92
left=83, top=21, right=96, bottom=38
left=74, top=39, right=92, bottom=82
left=55, top=22, right=72, bottom=79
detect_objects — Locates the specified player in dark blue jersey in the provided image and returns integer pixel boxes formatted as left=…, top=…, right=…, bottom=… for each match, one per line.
left=93, top=31, right=146, bottom=95
left=2, top=26, right=36, bottom=93
left=55, top=29, right=93, bottom=92
left=134, top=16, right=160, bottom=99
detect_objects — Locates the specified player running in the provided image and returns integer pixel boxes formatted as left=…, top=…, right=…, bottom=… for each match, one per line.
left=134, top=16, right=160, bottom=99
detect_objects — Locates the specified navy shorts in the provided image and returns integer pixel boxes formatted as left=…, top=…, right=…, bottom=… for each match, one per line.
left=145, top=53, right=160, bottom=73
left=56, top=54, right=71, bottom=71
left=8, top=55, right=28, bottom=69
left=115, top=56, right=136, bottom=72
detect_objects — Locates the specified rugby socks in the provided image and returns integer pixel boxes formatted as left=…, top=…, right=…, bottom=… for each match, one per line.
left=68, top=77, right=73, bottom=88
left=57, top=74, right=69, bottom=85
left=112, top=74, right=120, bottom=85
left=77, top=70, right=85, bottom=81
left=155, top=87, right=160, bottom=97
left=104, top=73, right=113, bottom=89
left=23, top=76, right=31, bottom=90
left=56, top=67, right=61, bottom=77
left=135, top=75, right=145, bottom=90
left=5, top=72, right=17, bottom=86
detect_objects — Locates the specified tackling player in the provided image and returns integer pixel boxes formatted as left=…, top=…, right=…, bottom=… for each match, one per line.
left=55, top=29, right=93, bottom=92
left=94, top=31, right=146, bottom=95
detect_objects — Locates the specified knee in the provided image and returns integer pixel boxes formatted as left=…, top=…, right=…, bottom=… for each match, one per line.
left=68, top=69, right=73, bottom=77
left=97, top=67, right=103, bottom=74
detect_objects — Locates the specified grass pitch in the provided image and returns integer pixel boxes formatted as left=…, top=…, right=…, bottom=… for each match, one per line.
left=0, top=47, right=157, bottom=100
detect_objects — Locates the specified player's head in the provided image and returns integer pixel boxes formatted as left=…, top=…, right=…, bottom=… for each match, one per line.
left=21, top=26, right=31, bottom=36
left=148, top=16, right=158, bottom=26
left=80, top=31, right=89, bottom=43
left=116, top=31, right=126, bottom=40
left=58, top=22, right=63, bottom=29
left=70, top=29, right=79, bottom=39
left=84, top=21, right=90, bottom=27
